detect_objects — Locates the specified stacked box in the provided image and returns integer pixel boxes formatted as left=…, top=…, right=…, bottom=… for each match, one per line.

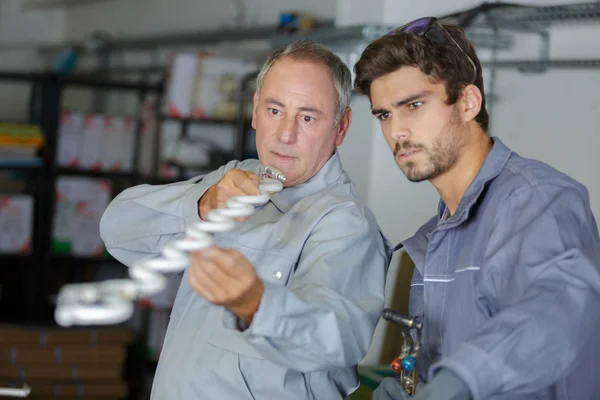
left=0, top=324, right=133, bottom=399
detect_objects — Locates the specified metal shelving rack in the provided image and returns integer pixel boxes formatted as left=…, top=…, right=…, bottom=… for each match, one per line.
left=27, top=2, right=598, bottom=124
left=448, top=2, right=600, bottom=119
left=0, top=72, right=165, bottom=323
left=0, top=69, right=256, bottom=323
left=29, top=2, right=600, bottom=71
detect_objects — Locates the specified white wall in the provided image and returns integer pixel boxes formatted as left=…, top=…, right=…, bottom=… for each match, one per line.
left=0, top=0, right=65, bottom=43
left=64, top=0, right=336, bottom=40
left=337, top=96, right=377, bottom=203
left=491, top=69, right=600, bottom=210
left=0, top=0, right=65, bottom=120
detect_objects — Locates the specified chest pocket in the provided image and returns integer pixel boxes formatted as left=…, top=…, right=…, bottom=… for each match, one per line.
left=207, top=245, right=298, bottom=359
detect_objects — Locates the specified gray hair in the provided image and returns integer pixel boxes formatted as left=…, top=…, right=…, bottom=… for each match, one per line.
left=255, top=40, right=352, bottom=126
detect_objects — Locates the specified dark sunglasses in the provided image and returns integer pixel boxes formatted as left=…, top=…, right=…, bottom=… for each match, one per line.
left=390, top=17, right=477, bottom=83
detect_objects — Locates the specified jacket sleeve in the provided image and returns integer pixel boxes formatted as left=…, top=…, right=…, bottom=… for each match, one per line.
left=432, top=183, right=600, bottom=400
left=99, top=160, right=249, bottom=267
left=226, top=204, right=392, bottom=372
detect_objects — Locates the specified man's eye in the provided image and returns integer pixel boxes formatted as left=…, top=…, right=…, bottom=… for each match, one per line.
left=408, top=101, right=423, bottom=110
left=268, top=108, right=280, bottom=115
left=377, top=112, right=390, bottom=121
left=302, top=116, right=314, bottom=123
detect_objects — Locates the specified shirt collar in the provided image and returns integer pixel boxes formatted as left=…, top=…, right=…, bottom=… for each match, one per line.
left=395, top=136, right=512, bottom=254
left=265, top=150, right=344, bottom=213
left=437, top=136, right=512, bottom=227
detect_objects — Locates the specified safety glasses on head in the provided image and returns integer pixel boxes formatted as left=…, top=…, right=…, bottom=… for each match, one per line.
left=390, top=17, right=477, bottom=83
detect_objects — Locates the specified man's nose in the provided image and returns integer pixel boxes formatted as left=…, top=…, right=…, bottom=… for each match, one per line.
left=277, top=116, right=298, bottom=144
left=390, top=117, right=410, bottom=143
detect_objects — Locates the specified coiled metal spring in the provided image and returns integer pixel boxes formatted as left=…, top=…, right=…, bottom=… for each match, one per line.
left=54, top=165, right=286, bottom=327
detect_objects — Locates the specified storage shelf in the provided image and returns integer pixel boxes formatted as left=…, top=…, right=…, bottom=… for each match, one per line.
left=59, top=75, right=163, bottom=92
left=55, top=167, right=207, bottom=184
left=137, top=175, right=192, bottom=185
left=481, top=59, right=600, bottom=70
left=27, top=2, right=600, bottom=57
left=0, top=71, right=163, bottom=92
left=52, top=254, right=122, bottom=265
left=56, top=167, right=136, bottom=179
left=0, top=253, right=34, bottom=260
left=488, top=2, right=600, bottom=25
left=39, top=21, right=335, bottom=52
left=162, top=116, right=237, bottom=126
left=0, top=162, right=42, bottom=171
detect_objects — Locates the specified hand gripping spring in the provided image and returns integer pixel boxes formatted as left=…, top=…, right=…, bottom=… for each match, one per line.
left=54, top=165, right=286, bottom=327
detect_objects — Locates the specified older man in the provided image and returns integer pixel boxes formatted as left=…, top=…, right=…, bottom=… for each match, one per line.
left=99, top=40, right=391, bottom=399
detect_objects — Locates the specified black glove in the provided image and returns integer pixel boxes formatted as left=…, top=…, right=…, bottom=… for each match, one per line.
left=373, top=377, right=423, bottom=400
left=412, top=369, right=471, bottom=400
left=372, top=369, right=470, bottom=400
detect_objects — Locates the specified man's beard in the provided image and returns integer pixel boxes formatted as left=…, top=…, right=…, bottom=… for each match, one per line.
left=395, top=108, right=465, bottom=182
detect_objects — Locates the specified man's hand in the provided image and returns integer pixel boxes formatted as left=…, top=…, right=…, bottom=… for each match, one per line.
left=373, top=378, right=414, bottom=400
left=198, top=169, right=260, bottom=221
left=188, top=247, right=264, bottom=326
left=374, top=369, right=471, bottom=400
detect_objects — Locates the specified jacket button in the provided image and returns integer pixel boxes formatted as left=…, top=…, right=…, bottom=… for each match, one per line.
left=273, top=271, right=282, bottom=280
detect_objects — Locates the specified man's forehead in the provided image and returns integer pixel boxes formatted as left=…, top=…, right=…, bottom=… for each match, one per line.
left=267, top=57, right=331, bottom=79
left=374, top=67, right=434, bottom=89
left=260, top=61, right=337, bottom=111
left=371, top=70, right=443, bottom=102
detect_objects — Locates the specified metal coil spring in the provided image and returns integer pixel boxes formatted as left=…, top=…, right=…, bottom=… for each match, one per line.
left=54, top=165, right=286, bottom=327
left=0, top=384, right=31, bottom=398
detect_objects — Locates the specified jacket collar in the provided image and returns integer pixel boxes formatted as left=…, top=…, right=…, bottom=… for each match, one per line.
left=263, top=150, right=344, bottom=213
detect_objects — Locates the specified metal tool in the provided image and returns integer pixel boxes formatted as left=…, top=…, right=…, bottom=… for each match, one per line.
left=259, top=164, right=287, bottom=183
left=382, top=308, right=423, bottom=396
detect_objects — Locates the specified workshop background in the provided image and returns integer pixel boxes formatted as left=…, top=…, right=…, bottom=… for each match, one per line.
left=0, top=0, right=598, bottom=398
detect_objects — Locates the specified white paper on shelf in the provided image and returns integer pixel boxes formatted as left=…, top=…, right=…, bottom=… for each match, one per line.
left=56, top=111, right=85, bottom=168
left=0, top=195, right=34, bottom=254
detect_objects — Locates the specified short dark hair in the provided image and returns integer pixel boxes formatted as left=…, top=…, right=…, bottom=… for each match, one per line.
left=353, top=23, right=489, bottom=132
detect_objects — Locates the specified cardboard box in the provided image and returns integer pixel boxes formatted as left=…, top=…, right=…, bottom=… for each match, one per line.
left=120, top=116, right=137, bottom=172
left=0, top=365, right=121, bottom=380
left=0, top=195, right=33, bottom=254
left=0, top=380, right=128, bottom=399
left=56, top=112, right=85, bottom=168
left=52, top=177, right=112, bottom=256
left=0, top=325, right=133, bottom=346
left=137, top=99, right=157, bottom=176
left=191, top=55, right=257, bottom=120
left=164, top=52, right=258, bottom=120
left=0, top=325, right=132, bottom=398
left=79, top=115, right=105, bottom=171
left=102, top=117, right=125, bottom=171
left=1, top=344, right=126, bottom=365
left=70, top=179, right=111, bottom=257
left=164, top=53, right=198, bottom=118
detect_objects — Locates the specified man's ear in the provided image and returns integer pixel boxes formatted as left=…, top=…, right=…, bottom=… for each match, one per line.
left=334, top=107, right=352, bottom=147
left=251, top=90, right=259, bottom=130
left=460, top=84, right=483, bottom=123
